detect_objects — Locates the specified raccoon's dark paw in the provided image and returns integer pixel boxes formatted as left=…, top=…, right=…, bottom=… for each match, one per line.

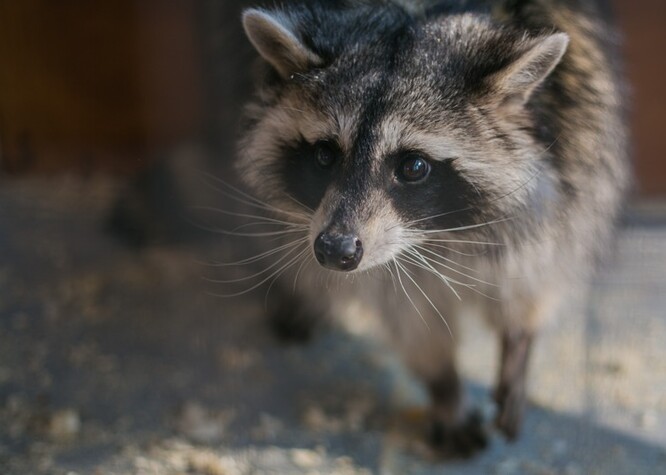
left=493, top=384, right=526, bottom=440
left=268, top=307, right=318, bottom=344
left=429, top=410, right=489, bottom=459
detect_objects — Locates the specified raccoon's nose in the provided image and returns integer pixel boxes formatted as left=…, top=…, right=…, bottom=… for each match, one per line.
left=314, top=232, right=363, bottom=272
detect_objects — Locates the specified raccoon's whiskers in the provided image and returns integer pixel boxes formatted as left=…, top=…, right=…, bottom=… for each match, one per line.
left=195, top=224, right=309, bottom=238
left=402, top=252, right=475, bottom=289
left=397, top=252, right=462, bottom=301
left=402, top=248, right=500, bottom=301
left=265, top=245, right=311, bottom=306
left=416, top=216, right=513, bottom=234
left=382, top=262, right=399, bottom=294
left=197, top=171, right=310, bottom=222
left=284, top=193, right=315, bottom=213
left=413, top=245, right=498, bottom=287
left=421, top=238, right=503, bottom=247
left=229, top=221, right=307, bottom=233
left=392, top=259, right=431, bottom=332
left=423, top=242, right=488, bottom=257
left=263, top=244, right=310, bottom=302
left=395, top=258, right=454, bottom=339
left=204, top=239, right=308, bottom=284
left=207, top=241, right=309, bottom=298
left=292, top=250, right=313, bottom=292
left=192, top=206, right=309, bottom=227
left=275, top=105, right=307, bottom=114
left=201, top=237, right=307, bottom=267
left=413, top=245, right=480, bottom=274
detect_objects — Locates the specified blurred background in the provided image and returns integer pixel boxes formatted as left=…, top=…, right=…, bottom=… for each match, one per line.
left=0, top=1, right=665, bottom=474
left=0, top=0, right=221, bottom=175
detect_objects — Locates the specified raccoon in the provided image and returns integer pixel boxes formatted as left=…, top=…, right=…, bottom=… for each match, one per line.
left=236, top=0, right=629, bottom=456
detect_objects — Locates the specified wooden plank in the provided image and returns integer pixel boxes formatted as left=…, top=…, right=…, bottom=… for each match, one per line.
left=615, top=0, right=666, bottom=196
left=0, top=0, right=203, bottom=174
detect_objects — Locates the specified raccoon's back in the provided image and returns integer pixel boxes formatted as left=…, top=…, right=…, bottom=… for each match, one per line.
left=514, top=0, right=629, bottom=265
left=526, top=1, right=630, bottom=204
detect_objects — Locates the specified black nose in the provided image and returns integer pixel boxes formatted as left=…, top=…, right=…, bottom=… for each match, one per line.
left=314, top=232, right=363, bottom=271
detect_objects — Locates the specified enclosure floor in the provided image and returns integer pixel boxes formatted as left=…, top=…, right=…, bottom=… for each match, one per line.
left=1, top=177, right=665, bottom=475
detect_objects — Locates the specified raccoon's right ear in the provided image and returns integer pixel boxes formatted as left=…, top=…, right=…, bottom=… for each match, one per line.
left=491, top=33, right=569, bottom=108
left=242, top=9, right=322, bottom=78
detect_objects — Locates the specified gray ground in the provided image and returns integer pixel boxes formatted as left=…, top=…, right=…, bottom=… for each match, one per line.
left=1, top=177, right=665, bottom=475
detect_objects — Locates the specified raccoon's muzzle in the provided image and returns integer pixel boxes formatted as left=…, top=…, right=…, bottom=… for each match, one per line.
left=314, top=231, right=363, bottom=272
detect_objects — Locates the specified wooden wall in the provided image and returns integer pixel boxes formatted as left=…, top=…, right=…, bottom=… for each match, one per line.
left=0, top=0, right=203, bottom=174
left=615, top=1, right=666, bottom=196
left=0, top=0, right=664, bottom=195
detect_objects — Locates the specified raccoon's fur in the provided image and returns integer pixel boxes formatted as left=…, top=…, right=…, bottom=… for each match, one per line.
left=237, top=0, right=629, bottom=455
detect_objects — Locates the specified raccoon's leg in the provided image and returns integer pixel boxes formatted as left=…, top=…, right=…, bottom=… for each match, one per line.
left=493, top=328, right=533, bottom=440
left=383, top=296, right=487, bottom=457
left=266, top=285, right=326, bottom=344
left=491, top=271, right=568, bottom=439
left=426, top=353, right=488, bottom=457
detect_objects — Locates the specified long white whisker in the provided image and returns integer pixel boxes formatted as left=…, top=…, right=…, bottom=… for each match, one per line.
left=204, top=243, right=306, bottom=284
left=400, top=251, right=499, bottom=302
left=197, top=170, right=277, bottom=208
left=229, top=221, right=307, bottom=233
left=265, top=245, right=311, bottom=307
left=207, top=244, right=308, bottom=298
left=196, top=171, right=310, bottom=221
left=406, top=252, right=492, bottom=289
left=413, top=245, right=484, bottom=276
left=393, top=259, right=430, bottom=331
left=395, top=258, right=453, bottom=339
left=408, top=247, right=497, bottom=287
left=200, top=237, right=308, bottom=267
left=275, top=105, right=307, bottom=114
left=383, top=262, right=398, bottom=294
left=398, top=252, right=463, bottom=301
left=421, top=238, right=504, bottom=246
left=193, top=221, right=309, bottom=238
left=191, top=206, right=309, bottom=227
left=424, top=242, right=489, bottom=257
left=413, top=217, right=513, bottom=234
left=292, top=249, right=312, bottom=292
left=283, top=193, right=314, bottom=213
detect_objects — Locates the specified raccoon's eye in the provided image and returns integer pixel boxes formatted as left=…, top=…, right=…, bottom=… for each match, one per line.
left=398, top=154, right=431, bottom=183
left=314, top=141, right=337, bottom=168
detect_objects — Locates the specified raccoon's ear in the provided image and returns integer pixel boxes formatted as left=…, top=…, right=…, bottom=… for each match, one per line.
left=242, top=8, right=322, bottom=78
left=492, top=33, right=569, bottom=107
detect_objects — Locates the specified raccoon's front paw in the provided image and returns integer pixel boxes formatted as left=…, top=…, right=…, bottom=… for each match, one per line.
left=493, top=383, right=526, bottom=440
left=429, top=410, right=489, bottom=459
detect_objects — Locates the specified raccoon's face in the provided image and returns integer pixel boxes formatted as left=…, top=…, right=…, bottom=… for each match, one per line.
left=238, top=5, right=568, bottom=273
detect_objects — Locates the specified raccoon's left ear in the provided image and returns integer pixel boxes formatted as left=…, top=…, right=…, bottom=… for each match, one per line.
left=242, top=9, right=322, bottom=78
left=492, top=33, right=569, bottom=107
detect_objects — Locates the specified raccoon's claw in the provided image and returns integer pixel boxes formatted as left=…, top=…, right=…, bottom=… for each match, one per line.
left=429, top=410, right=489, bottom=459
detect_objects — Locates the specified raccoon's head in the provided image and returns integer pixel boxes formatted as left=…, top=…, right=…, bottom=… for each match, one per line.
left=238, top=3, right=568, bottom=273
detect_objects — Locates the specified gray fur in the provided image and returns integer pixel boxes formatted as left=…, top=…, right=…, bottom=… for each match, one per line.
left=237, top=0, right=629, bottom=454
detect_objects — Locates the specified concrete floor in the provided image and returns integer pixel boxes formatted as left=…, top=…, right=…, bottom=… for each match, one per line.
left=0, top=177, right=665, bottom=474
